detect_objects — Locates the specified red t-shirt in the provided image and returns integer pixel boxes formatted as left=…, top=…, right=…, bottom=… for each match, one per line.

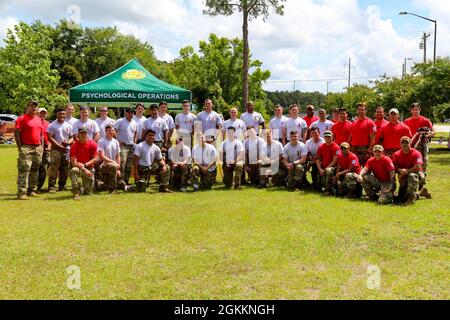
left=365, top=156, right=395, bottom=183
left=303, top=115, right=319, bottom=127
left=332, top=120, right=352, bottom=145
left=350, top=117, right=377, bottom=147
left=392, top=148, right=423, bottom=171
left=338, top=152, right=361, bottom=174
left=70, top=140, right=98, bottom=164
left=404, top=116, right=433, bottom=135
left=378, top=122, right=412, bottom=150
left=15, top=113, right=43, bottom=145
left=317, top=142, right=341, bottom=168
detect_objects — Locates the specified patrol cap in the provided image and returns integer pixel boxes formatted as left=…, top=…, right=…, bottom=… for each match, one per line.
left=38, top=108, right=47, bottom=113
left=400, top=136, right=411, bottom=143
left=389, top=108, right=400, bottom=115
left=373, top=145, right=384, bottom=152
left=306, top=105, right=315, bottom=110
left=340, top=142, right=350, bottom=149
left=78, top=126, right=88, bottom=133
left=323, top=130, right=333, bottom=138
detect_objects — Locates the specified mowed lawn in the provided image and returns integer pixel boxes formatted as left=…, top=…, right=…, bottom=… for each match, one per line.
left=0, top=145, right=449, bottom=300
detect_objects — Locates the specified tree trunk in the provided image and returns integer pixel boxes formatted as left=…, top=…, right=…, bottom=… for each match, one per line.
left=242, top=5, right=249, bottom=111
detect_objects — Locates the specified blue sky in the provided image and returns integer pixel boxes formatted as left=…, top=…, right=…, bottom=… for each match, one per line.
left=1, top=0, right=448, bottom=93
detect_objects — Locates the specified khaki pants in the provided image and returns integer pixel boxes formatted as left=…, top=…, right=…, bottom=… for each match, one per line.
left=70, top=167, right=95, bottom=195
left=222, top=164, right=243, bottom=188
left=17, top=145, right=43, bottom=196
left=362, top=174, right=394, bottom=205
left=48, top=148, right=70, bottom=191
left=192, top=165, right=216, bottom=189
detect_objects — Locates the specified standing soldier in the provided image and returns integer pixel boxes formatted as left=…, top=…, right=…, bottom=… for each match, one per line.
left=315, top=131, right=341, bottom=195
left=392, top=136, right=431, bottom=205
left=303, top=105, right=319, bottom=128
left=97, top=125, right=121, bottom=193
left=69, top=126, right=99, bottom=200
left=331, top=108, right=352, bottom=145
left=310, top=109, right=334, bottom=138
left=133, top=103, right=147, bottom=143
left=47, top=108, right=73, bottom=193
left=142, top=104, right=169, bottom=152
left=37, top=107, right=50, bottom=193
left=222, top=107, right=246, bottom=141
left=130, top=129, right=172, bottom=193
left=377, top=108, right=411, bottom=158
left=349, top=103, right=377, bottom=166
left=240, top=101, right=265, bottom=135
left=333, top=142, right=362, bottom=198
left=95, top=106, right=115, bottom=139
left=15, top=100, right=44, bottom=200
left=305, top=127, right=325, bottom=190
left=168, top=137, right=191, bottom=192
left=374, top=105, right=389, bottom=142
left=259, top=129, right=284, bottom=187
left=191, top=134, right=218, bottom=191
left=331, top=108, right=340, bottom=123
left=196, top=99, right=222, bottom=141
left=175, top=100, right=196, bottom=148
left=72, top=106, right=100, bottom=142
left=159, top=101, right=175, bottom=143
left=65, top=103, right=78, bottom=127
left=220, top=127, right=245, bottom=189
left=244, top=126, right=265, bottom=185
left=270, top=104, right=288, bottom=145
left=285, top=104, right=308, bottom=143
left=404, top=103, right=435, bottom=171
left=114, top=107, right=137, bottom=187
left=282, top=131, right=308, bottom=191
left=357, top=145, right=396, bottom=205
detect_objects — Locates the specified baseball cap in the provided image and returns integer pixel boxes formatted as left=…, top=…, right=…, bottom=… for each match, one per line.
left=124, top=107, right=133, bottom=113
left=400, top=136, right=411, bottom=143
left=29, top=100, right=39, bottom=106
left=306, top=105, right=315, bottom=110
left=340, top=142, right=350, bottom=149
left=373, top=145, right=384, bottom=152
left=389, top=108, right=400, bottom=115
left=78, top=126, right=88, bottom=133
left=38, top=108, right=47, bottom=113
left=323, top=130, right=333, bottom=138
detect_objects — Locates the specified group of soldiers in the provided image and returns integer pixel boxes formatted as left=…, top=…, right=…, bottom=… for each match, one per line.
left=14, top=99, right=434, bottom=205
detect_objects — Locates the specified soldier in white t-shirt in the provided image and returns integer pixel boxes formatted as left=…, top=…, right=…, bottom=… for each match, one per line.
left=282, top=130, right=308, bottom=190
left=222, top=107, right=246, bottom=141
left=133, top=103, right=147, bottom=143
left=195, top=99, right=223, bottom=140
left=259, top=129, right=284, bottom=187
left=240, top=101, right=265, bottom=135
left=269, top=104, right=288, bottom=144
left=159, top=101, right=175, bottom=143
left=305, top=126, right=325, bottom=190
left=114, top=108, right=137, bottom=187
left=310, top=109, right=334, bottom=137
left=142, top=104, right=169, bottom=151
left=285, top=104, right=308, bottom=143
left=244, top=126, right=265, bottom=185
left=220, top=127, right=245, bottom=189
left=65, top=103, right=78, bottom=127
left=72, top=106, right=100, bottom=142
left=191, top=134, right=217, bottom=191
left=97, top=124, right=121, bottom=193
left=175, top=100, right=196, bottom=148
left=168, top=137, right=191, bottom=192
left=95, top=106, right=115, bottom=139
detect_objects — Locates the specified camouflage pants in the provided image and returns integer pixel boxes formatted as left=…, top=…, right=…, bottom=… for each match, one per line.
left=17, top=145, right=43, bottom=196
left=69, top=167, right=95, bottom=195
left=223, top=164, right=243, bottom=188
left=246, top=164, right=261, bottom=185
left=337, top=173, right=362, bottom=197
left=48, top=148, right=70, bottom=191
left=351, top=146, right=370, bottom=166
left=119, top=145, right=134, bottom=185
left=140, top=163, right=171, bottom=186
left=398, top=172, right=426, bottom=203
left=416, top=141, right=429, bottom=171
left=192, top=165, right=216, bottom=189
left=98, top=162, right=119, bottom=191
left=287, top=164, right=305, bottom=188
left=310, top=162, right=321, bottom=190
left=37, top=146, right=50, bottom=190
left=362, top=174, right=394, bottom=205
left=320, top=167, right=336, bottom=193
left=170, top=164, right=190, bottom=188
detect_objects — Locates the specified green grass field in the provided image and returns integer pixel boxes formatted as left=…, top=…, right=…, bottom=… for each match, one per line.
left=0, top=145, right=449, bottom=300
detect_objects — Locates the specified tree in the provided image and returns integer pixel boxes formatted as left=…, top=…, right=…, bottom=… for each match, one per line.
left=204, top=0, right=285, bottom=108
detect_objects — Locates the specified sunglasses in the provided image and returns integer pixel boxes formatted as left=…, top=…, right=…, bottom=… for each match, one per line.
left=401, top=141, right=410, bottom=144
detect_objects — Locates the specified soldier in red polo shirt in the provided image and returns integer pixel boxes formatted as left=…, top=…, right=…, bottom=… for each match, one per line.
left=316, top=131, right=341, bottom=195
left=392, top=136, right=431, bottom=206
left=15, top=100, right=44, bottom=200
left=349, top=103, right=377, bottom=166
left=69, top=126, right=99, bottom=200
left=404, top=103, right=435, bottom=171
left=331, top=108, right=352, bottom=145
left=333, top=142, right=362, bottom=198
left=377, top=108, right=412, bottom=158
left=357, top=145, right=396, bottom=205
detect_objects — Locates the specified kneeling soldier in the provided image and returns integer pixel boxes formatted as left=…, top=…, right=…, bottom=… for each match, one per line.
left=69, top=126, right=99, bottom=200
left=259, top=129, right=284, bottom=187
left=130, top=129, right=172, bottom=193
left=97, top=125, right=121, bottom=193
left=244, top=126, right=265, bottom=185
left=191, top=134, right=218, bottom=191
left=333, top=142, right=362, bottom=198
left=392, top=136, right=431, bottom=205
left=282, top=131, right=308, bottom=191
left=220, top=127, right=245, bottom=189
left=357, top=145, right=396, bottom=205
left=315, top=131, right=340, bottom=195
left=168, top=137, right=191, bottom=192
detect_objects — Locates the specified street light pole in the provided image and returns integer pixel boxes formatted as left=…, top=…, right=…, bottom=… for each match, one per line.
left=399, top=11, right=437, bottom=62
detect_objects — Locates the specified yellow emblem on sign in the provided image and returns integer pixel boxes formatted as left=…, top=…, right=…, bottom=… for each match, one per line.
left=122, top=69, right=146, bottom=80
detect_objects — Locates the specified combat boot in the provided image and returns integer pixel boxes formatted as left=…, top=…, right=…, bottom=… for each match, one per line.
left=419, top=187, right=432, bottom=199
left=404, top=193, right=417, bottom=206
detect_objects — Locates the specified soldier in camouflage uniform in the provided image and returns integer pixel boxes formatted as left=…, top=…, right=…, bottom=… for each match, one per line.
left=282, top=131, right=308, bottom=191
left=191, top=134, right=217, bottom=191
left=333, top=142, right=362, bottom=198
left=315, top=131, right=340, bottom=195
left=168, top=137, right=191, bottom=192
left=15, top=100, right=44, bottom=200
left=357, top=145, right=396, bottom=205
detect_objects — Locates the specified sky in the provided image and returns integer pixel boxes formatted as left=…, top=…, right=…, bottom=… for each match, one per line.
left=1, top=0, right=449, bottom=93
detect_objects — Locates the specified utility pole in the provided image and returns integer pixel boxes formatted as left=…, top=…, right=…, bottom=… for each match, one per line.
left=293, top=80, right=296, bottom=91
left=420, top=32, right=430, bottom=63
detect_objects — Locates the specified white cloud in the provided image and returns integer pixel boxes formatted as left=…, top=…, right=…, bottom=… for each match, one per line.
left=0, top=16, right=18, bottom=46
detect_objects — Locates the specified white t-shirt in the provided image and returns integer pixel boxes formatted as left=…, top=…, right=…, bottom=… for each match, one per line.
left=192, top=143, right=217, bottom=169
left=97, top=136, right=120, bottom=161
left=240, top=111, right=265, bottom=129
left=72, top=119, right=100, bottom=140
left=134, top=141, right=162, bottom=167
left=310, top=119, right=334, bottom=137
left=223, top=118, right=246, bottom=141
left=142, top=117, right=168, bottom=142
left=168, top=144, right=191, bottom=164
left=244, top=136, right=265, bottom=164
left=47, top=120, right=72, bottom=144
left=305, top=137, right=325, bottom=158
left=114, top=118, right=137, bottom=145
left=269, top=116, right=288, bottom=141
left=220, top=139, right=244, bottom=164
left=175, top=112, right=196, bottom=134
left=282, top=141, right=308, bottom=163
left=65, top=116, right=78, bottom=127
left=133, top=115, right=147, bottom=141
left=260, top=140, right=284, bottom=161
left=160, top=113, right=175, bottom=130
left=196, top=110, right=222, bottom=134
left=285, top=117, right=307, bottom=141
left=95, top=117, right=115, bottom=139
